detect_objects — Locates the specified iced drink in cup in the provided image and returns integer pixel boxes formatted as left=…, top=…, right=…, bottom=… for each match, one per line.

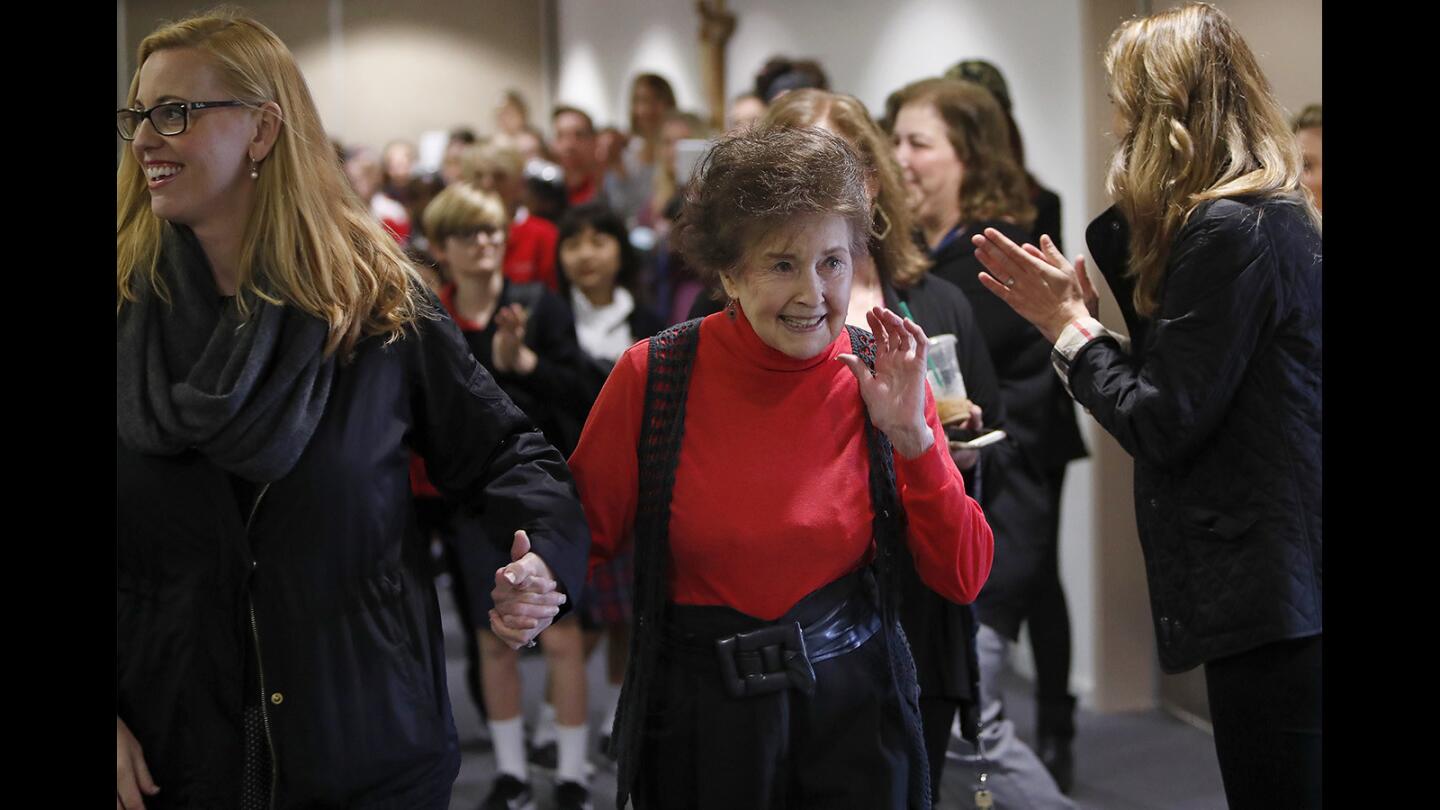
left=926, top=334, right=972, bottom=426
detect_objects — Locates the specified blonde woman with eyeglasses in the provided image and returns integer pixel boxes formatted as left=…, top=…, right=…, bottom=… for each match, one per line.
left=116, top=11, right=589, bottom=809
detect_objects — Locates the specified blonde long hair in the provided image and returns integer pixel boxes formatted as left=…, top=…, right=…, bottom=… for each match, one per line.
left=117, top=8, right=426, bottom=356
left=764, top=89, right=929, bottom=289
left=1105, top=3, right=1320, bottom=318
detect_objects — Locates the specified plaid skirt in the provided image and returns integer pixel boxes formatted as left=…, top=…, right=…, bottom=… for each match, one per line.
left=583, top=548, right=635, bottom=625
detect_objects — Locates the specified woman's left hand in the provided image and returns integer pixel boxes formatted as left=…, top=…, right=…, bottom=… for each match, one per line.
left=838, top=307, right=935, bottom=460
left=973, top=230, right=1093, bottom=344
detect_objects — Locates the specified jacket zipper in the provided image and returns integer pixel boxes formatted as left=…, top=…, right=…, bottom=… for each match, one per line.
left=245, top=483, right=278, bottom=810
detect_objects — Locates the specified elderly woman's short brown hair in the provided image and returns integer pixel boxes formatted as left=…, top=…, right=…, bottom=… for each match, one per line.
left=673, top=125, right=870, bottom=283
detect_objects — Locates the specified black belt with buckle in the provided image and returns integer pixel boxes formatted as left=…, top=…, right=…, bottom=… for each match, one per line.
left=665, top=569, right=883, bottom=699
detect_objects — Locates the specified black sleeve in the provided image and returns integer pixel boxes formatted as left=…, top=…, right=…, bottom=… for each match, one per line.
left=1069, top=201, right=1277, bottom=470
left=404, top=300, right=590, bottom=605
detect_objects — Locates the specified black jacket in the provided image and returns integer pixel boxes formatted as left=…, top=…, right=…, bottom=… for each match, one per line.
left=456, top=280, right=591, bottom=457
left=117, top=302, right=592, bottom=809
left=927, top=222, right=1087, bottom=635
left=1077, top=198, right=1322, bottom=672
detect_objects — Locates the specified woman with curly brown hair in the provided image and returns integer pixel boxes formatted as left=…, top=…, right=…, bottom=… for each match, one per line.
left=972, top=5, right=1321, bottom=807
left=570, top=124, right=994, bottom=809
left=888, top=76, right=1088, bottom=793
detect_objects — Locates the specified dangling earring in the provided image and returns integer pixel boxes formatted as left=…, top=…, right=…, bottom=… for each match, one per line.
left=725, top=298, right=737, bottom=320
left=870, top=203, right=892, bottom=242
left=249, top=160, right=260, bottom=180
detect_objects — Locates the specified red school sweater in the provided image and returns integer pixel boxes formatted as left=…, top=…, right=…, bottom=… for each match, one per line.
left=567, top=309, right=994, bottom=620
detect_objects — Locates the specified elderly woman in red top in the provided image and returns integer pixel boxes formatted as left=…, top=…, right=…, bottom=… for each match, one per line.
left=567, top=125, right=993, bottom=810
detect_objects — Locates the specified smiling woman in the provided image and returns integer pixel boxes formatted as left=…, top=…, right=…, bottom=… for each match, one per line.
left=115, top=11, right=590, bottom=810
left=568, top=125, right=994, bottom=810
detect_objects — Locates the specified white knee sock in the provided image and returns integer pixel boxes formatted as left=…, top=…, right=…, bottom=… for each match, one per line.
left=489, top=716, right=528, bottom=781
left=555, top=722, right=590, bottom=785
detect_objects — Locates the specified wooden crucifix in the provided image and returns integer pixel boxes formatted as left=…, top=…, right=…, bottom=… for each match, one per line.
left=697, top=0, right=737, bottom=132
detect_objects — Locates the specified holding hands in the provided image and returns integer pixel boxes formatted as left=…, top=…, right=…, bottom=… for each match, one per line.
left=972, top=230, right=1100, bottom=344
left=838, top=307, right=936, bottom=460
left=488, top=530, right=567, bottom=650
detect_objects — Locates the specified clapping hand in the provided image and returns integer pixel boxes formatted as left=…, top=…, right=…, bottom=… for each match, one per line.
left=491, top=304, right=538, bottom=375
left=488, top=530, right=567, bottom=650
left=838, top=307, right=936, bottom=460
left=972, top=230, right=1097, bottom=343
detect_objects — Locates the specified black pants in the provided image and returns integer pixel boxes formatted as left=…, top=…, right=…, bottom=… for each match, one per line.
left=918, top=696, right=963, bottom=805
left=1028, top=465, right=1074, bottom=738
left=633, top=599, right=913, bottom=809
left=1204, top=634, right=1322, bottom=810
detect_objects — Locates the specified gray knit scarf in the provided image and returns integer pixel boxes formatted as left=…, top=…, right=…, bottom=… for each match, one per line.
left=116, top=225, right=335, bottom=482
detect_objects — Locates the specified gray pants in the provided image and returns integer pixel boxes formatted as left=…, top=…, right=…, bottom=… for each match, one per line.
left=940, top=624, right=1076, bottom=810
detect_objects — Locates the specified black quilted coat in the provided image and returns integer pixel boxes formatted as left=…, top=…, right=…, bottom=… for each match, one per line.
left=1076, top=197, right=1322, bottom=672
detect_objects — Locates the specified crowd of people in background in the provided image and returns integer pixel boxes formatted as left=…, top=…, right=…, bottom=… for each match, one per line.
left=119, top=5, right=1322, bottom=809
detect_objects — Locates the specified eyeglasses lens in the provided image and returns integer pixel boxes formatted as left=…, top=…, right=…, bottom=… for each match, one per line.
left=117, top=104, right=188, bottom=140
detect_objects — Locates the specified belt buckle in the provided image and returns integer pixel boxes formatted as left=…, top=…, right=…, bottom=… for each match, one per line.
left=714, top=621, right=818, bottom=698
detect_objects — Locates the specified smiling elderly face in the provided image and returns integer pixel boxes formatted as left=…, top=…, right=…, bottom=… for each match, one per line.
left=720, top=213, right=856, bottom=359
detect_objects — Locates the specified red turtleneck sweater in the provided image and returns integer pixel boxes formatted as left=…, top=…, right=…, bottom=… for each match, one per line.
left=568, top=309, right=993, bottom=620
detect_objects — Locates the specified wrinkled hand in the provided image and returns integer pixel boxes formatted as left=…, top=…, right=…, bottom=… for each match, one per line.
left=948, top=403, right=984, bottom=471
left=973, top=230, right=1093, bottom=344
left=488, top=530, right=567, bottom=650
left=118, top=716, right=159, bottom=810
left=838, top=307, right=935, bottom=460
left=491, top=304, right=537, bottom=375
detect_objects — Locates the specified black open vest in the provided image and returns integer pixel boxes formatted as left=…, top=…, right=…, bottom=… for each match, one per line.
left=611, top=319, right=933, bottom=810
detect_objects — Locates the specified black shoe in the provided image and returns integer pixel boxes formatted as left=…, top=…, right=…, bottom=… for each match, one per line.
left=1036, top=733, right=1075, bottom=794
left=479, top=774, right=535, bottom=810
left=526, top=739, right=557, bottom=771
left=554, top=780, right=594, bottom=810
left=1036, top=695, right=1077, bottom=794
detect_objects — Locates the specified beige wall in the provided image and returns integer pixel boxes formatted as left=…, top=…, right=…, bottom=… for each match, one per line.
left=120, top=0, right=546, bottom=151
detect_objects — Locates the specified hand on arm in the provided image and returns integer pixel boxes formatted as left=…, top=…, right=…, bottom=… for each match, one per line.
left=837, top=307, right=935, bottom=460
left=489, top=529, right=568, bottom=650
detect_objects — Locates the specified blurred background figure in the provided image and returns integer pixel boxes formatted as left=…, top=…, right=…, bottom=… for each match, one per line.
left=493, top=88, right=538, bottom=153
left=725, top=91, right=766, bottom=133
left=344, top=145, right=412, bottom=244
left=552, top=105, right=604, bottom=206
left=464, top=141, right=561, bottom=291
left=420, top=182, right=596, bottom=810
left=382, top=138, right=418, bottom=199
left=753, top=55, right=830, bottom=103
left=948, top=59, right=1066, bottom=252
left=651, top=110, right=713, bottom=323
left=553, top=202, right=665, bottom=767
left=888, top=76, right=1087, bottom=795
left=1293, top=103, right=1322, bottom=212
left=604, top=72, right=677, bottom=228
left=441, top=127, right=480, bottom=187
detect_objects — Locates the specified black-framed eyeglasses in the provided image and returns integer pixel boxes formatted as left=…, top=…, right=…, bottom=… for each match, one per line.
left=116, top=100, right=251, bottom=141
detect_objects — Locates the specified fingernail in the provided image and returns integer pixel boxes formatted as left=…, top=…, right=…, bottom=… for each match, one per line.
left=503, top=570, right=520, bottom=585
